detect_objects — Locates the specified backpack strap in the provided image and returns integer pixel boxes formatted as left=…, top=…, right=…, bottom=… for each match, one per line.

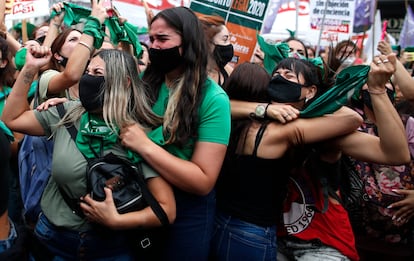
left=135, top=164, right=169, bottom=226
left=56, top=103, right=85, bottom=217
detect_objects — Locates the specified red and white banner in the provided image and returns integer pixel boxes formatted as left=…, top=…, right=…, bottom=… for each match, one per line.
left=5, top=0, right=49, bottom=20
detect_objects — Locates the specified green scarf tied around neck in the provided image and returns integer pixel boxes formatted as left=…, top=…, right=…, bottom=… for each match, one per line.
left=300, top=65, right=370, bottom=118
left=75, top=113, right=140, bottom=163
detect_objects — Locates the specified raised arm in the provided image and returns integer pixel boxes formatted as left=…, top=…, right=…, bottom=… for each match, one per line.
left=377, top=38, right=414, bottom=101
left=1, top=46, right=52, bottom=135
left=44, top=0, right=108, bottom=95
left=332, top=53, right=410, bottom=165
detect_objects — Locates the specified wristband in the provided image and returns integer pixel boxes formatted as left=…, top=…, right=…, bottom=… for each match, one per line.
left=367, top=89, right=386, bottom=95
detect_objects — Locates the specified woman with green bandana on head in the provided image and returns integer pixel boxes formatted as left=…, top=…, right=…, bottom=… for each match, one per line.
left=1, top=1, right=176, bottom=260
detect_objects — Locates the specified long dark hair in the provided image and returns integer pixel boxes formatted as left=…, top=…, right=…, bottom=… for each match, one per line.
left=224, top=62, right=271, bottom=155
left=0, top=37, right=16, bottom=87
left=47, top=28, right=80, bottom=72
left=143, top=7, right=208, bottom=147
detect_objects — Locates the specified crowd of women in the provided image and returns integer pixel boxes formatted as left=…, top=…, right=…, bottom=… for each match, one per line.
left=0, top=1, right=413, bottom=260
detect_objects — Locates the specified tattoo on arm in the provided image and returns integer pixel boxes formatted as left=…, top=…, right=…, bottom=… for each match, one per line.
left=22, top=71, right=35, bottom=85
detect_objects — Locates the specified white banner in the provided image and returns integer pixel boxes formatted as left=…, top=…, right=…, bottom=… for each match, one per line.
left=5, top=0, right=49, bottom=20
left=308, top=0, right=356, bottom=46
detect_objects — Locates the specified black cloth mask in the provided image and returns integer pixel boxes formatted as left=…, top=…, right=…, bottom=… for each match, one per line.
left=149, top=46, right=183, bottom=74
left=79, top=74, right=105, bottom=112
left=361, top=88, right=395, bottom=110
left=57, top=53, right=68, bottom=68
left=213, top=44, right=234, bottom=68
left=268, top=75, right=304, bottom=103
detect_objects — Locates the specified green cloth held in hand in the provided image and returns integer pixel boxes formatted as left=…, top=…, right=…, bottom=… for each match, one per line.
left=50, top=2, right=91, bottom=26
left=105, top=17, right=142, bottom=57
left=300, top=65, right=370, bottom=118
left=256, top=34, right=290, bottom=74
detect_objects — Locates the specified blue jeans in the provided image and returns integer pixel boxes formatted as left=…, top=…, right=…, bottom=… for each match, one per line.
left=0, top=218, right=17, bottom=253
left=34, top=214, right=135, bottom=261
left=162, top=190, right=215, bottom=261
left=210, top=211, right=277, bottom=261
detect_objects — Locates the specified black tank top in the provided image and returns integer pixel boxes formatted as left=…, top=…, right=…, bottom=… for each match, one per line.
left=216, top=123, right=290, bottom=227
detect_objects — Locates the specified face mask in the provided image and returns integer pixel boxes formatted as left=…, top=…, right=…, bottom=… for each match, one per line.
left=149, top=46, right=183, bottom=74
left=361, top=88, right=395, bottom=110
left=341, top=57, right=355, bottom=67
left=15, top=47, right=27, bottom=70
left=79, top=74, right=106, bottom=112
left=57, top=53, right=68, bottom=67
left=268, top=74, right=305, bottom=103
left=213, top=44, right=234, bottom=67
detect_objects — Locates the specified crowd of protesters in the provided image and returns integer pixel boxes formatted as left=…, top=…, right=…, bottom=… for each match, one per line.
left=0, top=1, right=414, bottom=261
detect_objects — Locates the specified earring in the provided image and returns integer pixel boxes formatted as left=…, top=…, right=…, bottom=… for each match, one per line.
left=305, top=97, right=309, bottom=103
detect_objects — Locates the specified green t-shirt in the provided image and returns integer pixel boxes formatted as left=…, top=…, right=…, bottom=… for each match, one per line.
left=150, top=77, right=231, bottom=160
left=34, top=101, right=159, bottom=231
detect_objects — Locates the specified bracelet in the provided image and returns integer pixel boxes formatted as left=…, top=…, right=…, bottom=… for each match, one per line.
left=78, top=41, right=93, bottom=55
left=264, top=103, right=270, bottom=117
left=367, top=89, right=386, bottom=95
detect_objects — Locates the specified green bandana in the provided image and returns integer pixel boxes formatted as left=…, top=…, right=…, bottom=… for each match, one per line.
left=300, top=65, right=370, bottom=118
left=75, top=113, right=140, bottom=163
left=50, top=2, right=91, bottom=26
left=105, top=17, right=142, bottom=57
left=257, top=34, right=290, bottom=74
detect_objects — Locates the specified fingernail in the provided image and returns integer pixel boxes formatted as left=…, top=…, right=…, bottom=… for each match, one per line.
left=387, top=205, right=393, bottom=209
left=392, top=215, right=396, bottom=220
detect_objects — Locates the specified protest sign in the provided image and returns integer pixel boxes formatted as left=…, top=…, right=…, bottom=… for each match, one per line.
left=5, top=0, right=49, bottom=20
left=190, top=0, right=270, bottom=64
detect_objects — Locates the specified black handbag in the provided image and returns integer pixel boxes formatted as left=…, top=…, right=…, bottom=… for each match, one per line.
left=56, top=105, right=170, bottom=256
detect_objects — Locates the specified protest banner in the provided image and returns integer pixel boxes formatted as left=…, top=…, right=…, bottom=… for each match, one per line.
left=308, top=0, right=356, bottom=47
left=5, top=0, right=49, bottom=20
left=190, top=0, right=270, bottom=64
left=113, top=0, right=187, bottom=28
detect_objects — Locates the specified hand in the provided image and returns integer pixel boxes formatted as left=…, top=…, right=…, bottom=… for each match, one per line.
left=50, top=2, right=65, bottom=26
left=90, top=0, right=108, bottom=24
left=266, top=103, right=300, bottom=124
left=377, top=39, right=393, bottom=56
left=36, top=97, right=67, bottom=111
left=25, top=46, right=52, bottom=69
left=120, top=123, right=150, bottom=154
left=367, top=53, right=397, bottom=92
left=388, top=189, right=414, bottom=226
left=80, top=188, right=120, bottom=228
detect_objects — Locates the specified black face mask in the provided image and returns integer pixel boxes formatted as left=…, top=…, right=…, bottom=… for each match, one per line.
left=79, top=74, right=105, bottom=112
left=361, top=88, right=395, bottom=110
left=213, top=44, right=234, bottom=68
left=268, top=75, right=304, bottom=103
left=57, top=53, right=68, bottom=68
left=149, top=46, right=183, bottom=74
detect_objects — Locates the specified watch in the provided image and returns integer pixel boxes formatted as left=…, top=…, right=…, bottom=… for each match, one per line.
left=255, top=104, right=268, bottom=118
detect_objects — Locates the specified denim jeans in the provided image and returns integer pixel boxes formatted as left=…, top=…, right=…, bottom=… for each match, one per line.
left=162, top=189, right=216, bottom=261
left=210, top=211, right=277, bottom=261
left=0, top=218, right=17, bottom=253
left=278, top=237, right=351, bottom=261
left=34, top=214, right=135, bottom=261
